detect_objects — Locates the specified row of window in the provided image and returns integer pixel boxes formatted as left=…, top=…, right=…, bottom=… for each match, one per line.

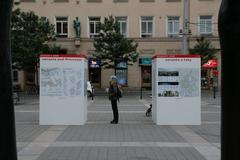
left=18, top=0, right=184, bottom=4
left=56, top=15, right=214, bottom=38
left=19, top=0, right=215, bottom=3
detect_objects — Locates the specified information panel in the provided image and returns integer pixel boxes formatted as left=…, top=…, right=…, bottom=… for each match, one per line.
left=40, top=54, right=88, bottom=125
left=152, top=55, right=201, bottom=125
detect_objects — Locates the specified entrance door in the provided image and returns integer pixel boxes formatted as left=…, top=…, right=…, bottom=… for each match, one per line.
left=89, top=68, right=101, bottom=88
left=141, top=66, right=151, bottom=88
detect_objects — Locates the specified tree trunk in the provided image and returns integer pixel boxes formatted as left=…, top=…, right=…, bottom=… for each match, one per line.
left=218, top=1, right=240, bottom=160
left=0, top=0, right=18, bottom=160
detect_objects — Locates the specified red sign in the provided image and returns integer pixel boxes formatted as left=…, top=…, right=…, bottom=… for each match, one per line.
left=202, top=59, right=217, bottom=68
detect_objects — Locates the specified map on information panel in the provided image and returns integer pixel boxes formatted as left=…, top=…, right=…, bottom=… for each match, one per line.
left=41, top=68, right=83, bottom=97
left=158, top=68, right=199, bottom=97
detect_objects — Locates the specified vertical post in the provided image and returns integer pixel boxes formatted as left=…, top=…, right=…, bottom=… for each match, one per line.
left=0, top=1, right=18, bottom=160
left=213, top=77, right=217, bottom=99
left=213, top=86, right=216, bottom=99
left=91, top=86, right=94, bottom=100
left=219, top=1, right=240, bottom=160
left=140, top=87, right=142, bottom=99
left=182, top=0, right=190, bottom=54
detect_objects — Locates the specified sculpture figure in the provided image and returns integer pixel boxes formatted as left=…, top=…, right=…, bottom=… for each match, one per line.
left=73, top=17, right=81, bottom=38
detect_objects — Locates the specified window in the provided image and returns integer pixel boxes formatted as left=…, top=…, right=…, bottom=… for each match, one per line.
left=167, top=16, right=180, bottom=37
left=20, top=0, right=36, bottom=2
left=116, top=62, right=128, bottom=85
left=87, top=0, right=102, bottom=2
left=116, top=17, right=127, bottom=37
left=54, top=0, right=69, bottom=2
left=142, top=67, right=151, bottom=87
left=89, top=17, right=101, bottom=38
left=55, top=17, right=68, bottom=38
left=140, top=0, right=155, bottom=2
left=13, top=70, right=18, bottom=82
left=199, top=16, right=213, bottom=35
left=113, top=0, right=128, bottom=2
left=166, top=0, right=181, bottom=2
left=141, top=16, right=153, bottom=38
left=26, top=72, right=35, bottom=84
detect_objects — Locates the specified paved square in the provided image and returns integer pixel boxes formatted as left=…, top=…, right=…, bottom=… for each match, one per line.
left=15, top=91, right=220, bottom=160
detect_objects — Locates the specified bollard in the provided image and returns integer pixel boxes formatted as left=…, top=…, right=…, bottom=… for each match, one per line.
left=92, top=87, right=94, bottom=100
left=140, top=87, right=142, bottom=99
left=213, top=77, right=217, bottom=99
left=213, top=86, right=216, bottom=99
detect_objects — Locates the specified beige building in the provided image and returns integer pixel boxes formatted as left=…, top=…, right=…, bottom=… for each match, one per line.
left=14, top=0, right=221, bottom=90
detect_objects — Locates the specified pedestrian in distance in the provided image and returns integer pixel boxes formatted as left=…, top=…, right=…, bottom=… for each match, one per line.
left=108, top=75, right=119, bottom=124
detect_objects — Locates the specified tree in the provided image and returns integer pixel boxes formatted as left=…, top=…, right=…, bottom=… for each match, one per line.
left=42, top=44, right=62, bottom=54
left=189, top=37, right=217, bottom=65
left=11, top=9, right=56, bottom=85
left=93, top=16, right=138, bottom=69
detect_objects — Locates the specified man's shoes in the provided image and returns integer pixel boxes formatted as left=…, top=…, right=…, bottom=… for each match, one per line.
left=110, top=120, right=118, bottom=124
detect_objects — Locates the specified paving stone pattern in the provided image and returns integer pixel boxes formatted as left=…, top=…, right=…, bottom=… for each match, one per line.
left=189, top=124, right=220, bottom=143
left=15, top=91, right=221, bottom=160
left=36, top=147, right=206, bottom=160
left=56, top=124, right=186, bottom=142
left=16, top=125, right=50, bottom=142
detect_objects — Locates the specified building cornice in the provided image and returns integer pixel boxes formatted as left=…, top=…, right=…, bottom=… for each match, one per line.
left=53, top=36, right=220, bottom=43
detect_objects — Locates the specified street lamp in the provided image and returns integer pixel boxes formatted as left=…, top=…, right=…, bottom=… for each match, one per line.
left=179, top=28, right=192, bottom=54
left=181, top=0, right=191, bottom=54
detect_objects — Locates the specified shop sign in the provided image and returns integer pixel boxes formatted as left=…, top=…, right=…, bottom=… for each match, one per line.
left=116, top=62, right=127, bottom=68
left=88, top=58, right=101, bottom=68
left=139, top=58, right=152, bottom=66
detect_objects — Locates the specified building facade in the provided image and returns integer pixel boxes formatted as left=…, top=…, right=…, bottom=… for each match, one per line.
left=15, top=0, right=221, bottom=89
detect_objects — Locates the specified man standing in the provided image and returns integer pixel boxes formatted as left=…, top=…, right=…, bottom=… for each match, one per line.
left=108, top=75, right=119, bottom=124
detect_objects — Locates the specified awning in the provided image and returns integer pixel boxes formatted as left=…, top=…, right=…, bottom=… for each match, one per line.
left=202, top=59, right=217, bottom=68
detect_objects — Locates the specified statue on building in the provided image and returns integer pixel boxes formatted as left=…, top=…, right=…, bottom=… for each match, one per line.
left=73, top=17, right=81, bottom=38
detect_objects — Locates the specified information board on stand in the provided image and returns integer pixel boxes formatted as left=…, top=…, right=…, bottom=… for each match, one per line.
left=152, top=55, right=201, bottom=125
left=40, top=54, right=88, bottom=125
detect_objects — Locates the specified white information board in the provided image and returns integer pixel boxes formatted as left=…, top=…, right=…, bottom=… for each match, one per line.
left=152, top=55, right=201, bottom=125
left=40, top=54, right=88, bottom=125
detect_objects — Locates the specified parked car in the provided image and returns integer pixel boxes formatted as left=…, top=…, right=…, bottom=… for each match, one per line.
left=87, top=81, right=94, bottom=98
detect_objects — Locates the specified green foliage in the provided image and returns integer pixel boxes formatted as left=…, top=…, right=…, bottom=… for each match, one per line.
left=93, top=16, right=138, bottom=69
left=189, top=37, right=217, bottom=65
left=42, top=44, right=62, bottom=54
left=11, top=9, right=56, bottom=71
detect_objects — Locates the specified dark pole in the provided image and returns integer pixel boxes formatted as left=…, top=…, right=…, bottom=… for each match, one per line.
left=219, top=1, right=240, bottom=160
left=140, top=87, right=142, bottom=99
left=92, top=86, right=94, bottom=100
left=0, top=1, right=17, bottom=160
left=213, top=86, right=216, bottom=99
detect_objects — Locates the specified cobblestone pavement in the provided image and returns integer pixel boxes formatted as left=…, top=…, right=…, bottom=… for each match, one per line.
left=15, top=90, right=220, bottom=160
